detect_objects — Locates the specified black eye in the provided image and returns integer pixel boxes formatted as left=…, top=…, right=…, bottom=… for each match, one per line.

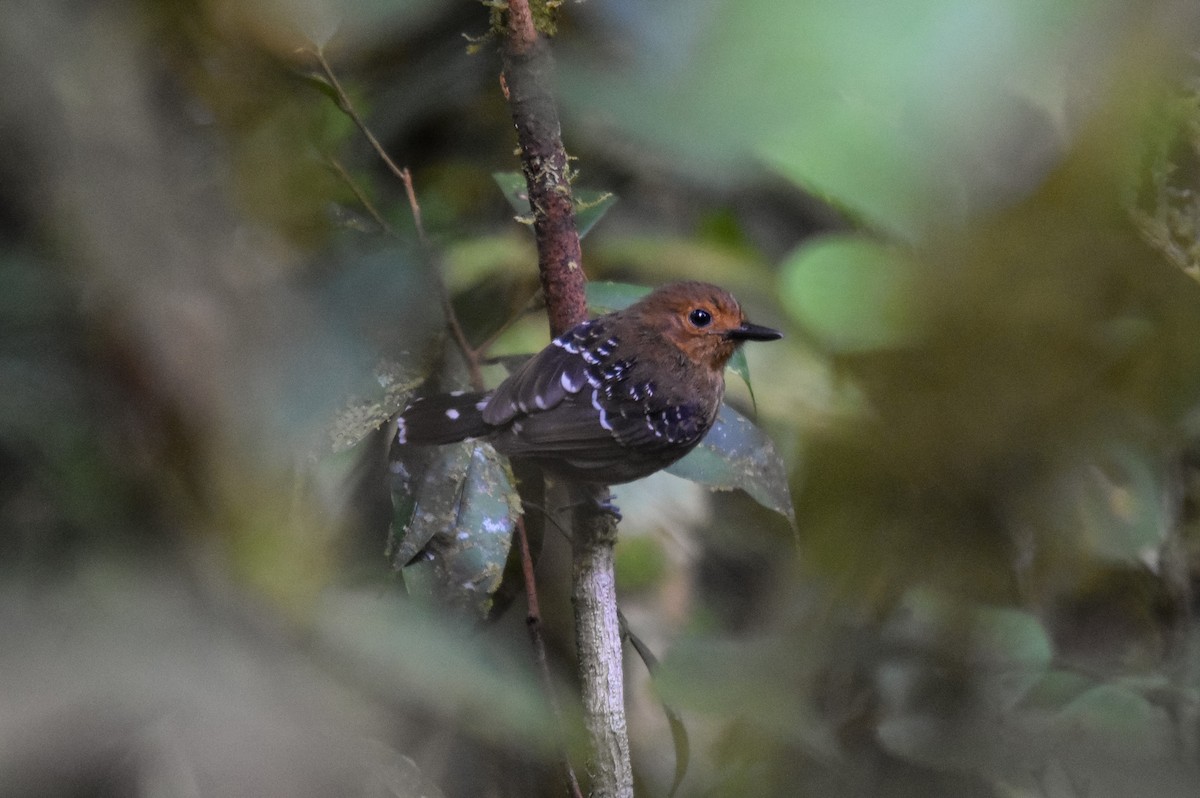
left=688, top=308, right=712, bottom=328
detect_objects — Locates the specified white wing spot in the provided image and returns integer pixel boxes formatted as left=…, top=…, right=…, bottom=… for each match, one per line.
left=445, top=408, right=460, bottom=420
left=561, top=370, right=582, bottom=393
left=591, top=389, right=613, bottom=431
left=534, top=394, right=549, bottom=410
left=395, top=416, right=407, bottom=444
left=646, top=416, right=662, bottom=438
left=449, top=390, right=466, bottom=397
left=475, top=399, right=489, bottom=411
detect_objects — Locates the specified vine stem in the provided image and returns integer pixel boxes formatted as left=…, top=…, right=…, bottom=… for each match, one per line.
left=498, top=2, right=632, bottom=796
left=315, top=49, right=482, bottom=390
left=398, top=168, right=483, bottom=391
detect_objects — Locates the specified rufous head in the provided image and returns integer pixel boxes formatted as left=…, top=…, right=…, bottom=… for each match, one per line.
left=628, top=281, right=781, bottom=370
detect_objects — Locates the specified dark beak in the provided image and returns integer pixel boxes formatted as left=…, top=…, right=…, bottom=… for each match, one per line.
left=727, top=321, right=782, bottom=341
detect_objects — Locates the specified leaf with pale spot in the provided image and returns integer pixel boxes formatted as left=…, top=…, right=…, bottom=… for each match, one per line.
left=326, top=358, right=422, bottom=454
left=389, top=441, right=520, bottom=618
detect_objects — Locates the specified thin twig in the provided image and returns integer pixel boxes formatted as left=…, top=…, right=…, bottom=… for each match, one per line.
left=399, top=168, right=483, bottom=391
left=314, top=53, right=483, bottom=389
left=399, top=167, right=428, bottom=247
left=327, top=156, right=396, bottom=235
left=313, top=48, right=407, bottom=182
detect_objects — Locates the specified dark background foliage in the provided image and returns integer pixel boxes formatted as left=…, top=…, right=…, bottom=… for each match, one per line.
left=3, top=1, right=1200, bottom=796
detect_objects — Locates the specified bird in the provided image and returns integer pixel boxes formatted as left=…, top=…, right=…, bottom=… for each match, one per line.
left=395, top=281, right=782, bottom=485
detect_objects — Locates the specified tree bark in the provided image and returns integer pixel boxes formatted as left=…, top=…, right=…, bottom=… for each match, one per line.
left=499, top=4, right=632, bottom=796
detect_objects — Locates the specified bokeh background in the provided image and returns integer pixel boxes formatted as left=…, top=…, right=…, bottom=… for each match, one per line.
left=4, top=0, right=1200, bottom=796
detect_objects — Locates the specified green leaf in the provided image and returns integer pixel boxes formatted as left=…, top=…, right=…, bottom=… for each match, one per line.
left=493, top=171, right=531, bottom=217
left=780, top=235, right=925, bottom=353
left=887, top=588, right=1054, bottom=671
left=1018, top=669, right=1097, bottom=712
left=326, top=359, right=422, bottom=453
left=314, top=588, right=552, bottom=751
left=487, top=461, right=545, bottom=622
left=1051, top=684, right=1174, bottom=756
left=622, top=613, right=690, bottom=798
left=492, top=172, right=616, bottom=238
left=573, top=189, right=617, bottom=238
left=585, top=280, right=651, bottom=314
left=1071, top=442, right=1168, bottom=563
left=390, top=442, right=520, bottom=618
left=561, top=0, right=1106, bottom=238
left=666, top=403, right=794, bottom=525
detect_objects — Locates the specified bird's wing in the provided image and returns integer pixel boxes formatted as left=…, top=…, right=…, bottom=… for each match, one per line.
left=490, top=385, right=708, bottom=458
left=483, top=318, right=611, bottom=426
left=482, top=315, right=711, bottom=463
left=606, top=400, right=711, bottom=450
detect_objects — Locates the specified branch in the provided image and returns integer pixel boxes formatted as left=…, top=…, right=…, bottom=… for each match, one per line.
left=499, top=3, right=588, bottom=338
left=314, top=49, right=407, bottom=182
left=498, top=2, right=631, bottom=796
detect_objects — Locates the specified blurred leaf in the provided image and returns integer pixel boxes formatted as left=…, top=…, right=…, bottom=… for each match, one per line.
left=886, top=588, right=1054, bottom=672
left=622, top=616, right=690, bottom=798
left=585, top=280, right=651, bottom=313
left=878, top=589, right=1053, bottom=743
left=666, top=403, right=795, bottom=526
left=326, top=360, right=422, bottom=453
left=614, top=535, right=668, bottom=592
left=315, top=587, right=552, bottom=750
left=298, top=72, right=341, bottom=106
left=654, top=634, right=834, bottom=753
left=1018, top=669, right=1098, bottom=712
left=574, top=189, right=617, bottom=238
left=1129, top=88, right=1200, bottom=282
left=443, top=233, right=537, bottom=291
left=780, top=235, right=925, bottom=353
left=562, top=0, right=1124, bottom=237
left=493, top=171, right=531, bottom=217
left=391, top=442, right=520, bottom=618
left=590, top=237, right=772, bottom=297
left=492, top=171, right=616, bottom=238
left=1050, top=683, right=1175, bottom=756
left=1024, top=441, right=1170, bottom=565
left=295, top=0, right=341, bottom=49
left=1075, top=443, right=1169, bottom=563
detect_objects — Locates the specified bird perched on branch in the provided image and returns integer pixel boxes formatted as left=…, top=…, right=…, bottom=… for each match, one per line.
left=396, top=281, right=782, bottom=484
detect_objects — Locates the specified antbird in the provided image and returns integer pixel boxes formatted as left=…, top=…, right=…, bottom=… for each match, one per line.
left=397, top=281, right=781, bottom=484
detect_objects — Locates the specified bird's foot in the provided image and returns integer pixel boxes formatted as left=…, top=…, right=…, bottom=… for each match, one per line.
left=591, top=493, right=622, bottom=522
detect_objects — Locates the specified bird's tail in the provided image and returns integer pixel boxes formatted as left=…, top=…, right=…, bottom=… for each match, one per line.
left=395, top=392, right=492, bottom=445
